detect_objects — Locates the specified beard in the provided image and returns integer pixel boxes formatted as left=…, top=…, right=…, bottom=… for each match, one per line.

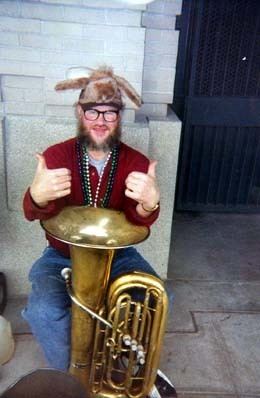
left=77, top=119, right=121, bottom=151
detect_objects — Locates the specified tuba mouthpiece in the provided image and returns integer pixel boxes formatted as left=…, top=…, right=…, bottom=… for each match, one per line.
left=61, top=268, right=72, bottom=282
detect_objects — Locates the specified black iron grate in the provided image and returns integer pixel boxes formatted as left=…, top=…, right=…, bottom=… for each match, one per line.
left=180, top=125, right=260, bottom=208
left=194, top=0, right=260, bottom=97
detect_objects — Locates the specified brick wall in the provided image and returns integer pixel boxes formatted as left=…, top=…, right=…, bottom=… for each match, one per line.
left=139, top=0, right=182, bottom=117
left=0, top=0, right=150, bottom=122
left=0, top=0, right=181, bottom=120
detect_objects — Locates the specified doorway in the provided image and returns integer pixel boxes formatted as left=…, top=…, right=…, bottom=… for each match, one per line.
left=173, top=0, right=260, bottom=212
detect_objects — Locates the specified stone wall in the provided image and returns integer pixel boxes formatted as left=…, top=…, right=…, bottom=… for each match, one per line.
left=0, top=0, right=147, bottom=122
left=140, top=0, right=182, bottom=117
left=0, top=0, right=182, bottom=296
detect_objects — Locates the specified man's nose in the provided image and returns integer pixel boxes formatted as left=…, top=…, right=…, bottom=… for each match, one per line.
left=96, top=113, right=106, bottom=124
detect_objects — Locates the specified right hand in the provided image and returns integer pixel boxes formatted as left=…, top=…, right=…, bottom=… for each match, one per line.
left=30, top=153, right=71, bottom=208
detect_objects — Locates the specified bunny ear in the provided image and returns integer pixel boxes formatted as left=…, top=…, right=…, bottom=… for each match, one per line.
left=114, top=75, right=142, bottom=108
left=55, top=77, right=89, bottom=91
left=66, top=66, right=93, bottom=80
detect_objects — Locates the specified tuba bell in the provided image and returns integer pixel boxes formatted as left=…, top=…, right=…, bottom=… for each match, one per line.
left=42, top=206, right=168, bottom=398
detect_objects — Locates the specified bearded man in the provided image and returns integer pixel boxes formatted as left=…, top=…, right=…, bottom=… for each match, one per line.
left=22, top=66, right=162, bottom=371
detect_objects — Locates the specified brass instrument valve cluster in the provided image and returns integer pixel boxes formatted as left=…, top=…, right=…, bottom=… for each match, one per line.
left=122, top=335, right=145, bottom=365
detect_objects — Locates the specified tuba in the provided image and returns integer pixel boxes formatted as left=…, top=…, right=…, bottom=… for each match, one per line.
left=42, top=206, right=168, bottom=398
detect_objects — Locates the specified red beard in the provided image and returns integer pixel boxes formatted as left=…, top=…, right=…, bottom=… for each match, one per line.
left=77, top=120, right=121, bottom=151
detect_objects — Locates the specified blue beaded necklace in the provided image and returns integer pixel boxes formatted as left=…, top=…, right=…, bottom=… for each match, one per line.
left=76, top=139, right=119, bottom=208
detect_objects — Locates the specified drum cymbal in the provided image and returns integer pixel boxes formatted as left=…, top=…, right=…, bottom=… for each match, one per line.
left=0, top=368, right=86, bottom=398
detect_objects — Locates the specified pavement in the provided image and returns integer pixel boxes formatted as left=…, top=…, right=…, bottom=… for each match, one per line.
left=0, top=212, right=260, bottom=397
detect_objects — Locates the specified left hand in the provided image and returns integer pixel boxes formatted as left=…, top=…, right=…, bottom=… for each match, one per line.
left=125, top=160, right=160, bottom=209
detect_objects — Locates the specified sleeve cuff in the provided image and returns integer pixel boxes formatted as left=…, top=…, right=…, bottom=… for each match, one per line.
left=23, top=188, right=57, bottom=221
left=123, top=199, right=160, bottom=227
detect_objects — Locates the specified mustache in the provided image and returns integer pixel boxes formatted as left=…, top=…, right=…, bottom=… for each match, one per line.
left=77, top=120, right=121, bottom=151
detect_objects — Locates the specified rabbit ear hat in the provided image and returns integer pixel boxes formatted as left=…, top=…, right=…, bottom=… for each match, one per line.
left=55, top=66, right=142, bottom=109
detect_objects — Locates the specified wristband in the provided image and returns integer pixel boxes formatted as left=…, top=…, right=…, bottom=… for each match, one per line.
left=141, top=202, right=159, bottom=212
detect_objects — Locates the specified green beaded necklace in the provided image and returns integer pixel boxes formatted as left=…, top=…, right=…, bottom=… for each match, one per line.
left=77, top=139, right=119, bottom=208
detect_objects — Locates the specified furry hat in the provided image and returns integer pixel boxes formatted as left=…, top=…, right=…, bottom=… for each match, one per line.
left=55, top=66, right=142, bottom=109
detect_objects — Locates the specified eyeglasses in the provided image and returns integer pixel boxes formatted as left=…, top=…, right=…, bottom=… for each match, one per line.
left=83, top=109, right=120, bottom=122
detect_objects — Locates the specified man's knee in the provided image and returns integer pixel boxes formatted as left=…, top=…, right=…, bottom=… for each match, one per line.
left=28, top=247, right=71, bottom=283
left=23, top=294, right=70, bottom=321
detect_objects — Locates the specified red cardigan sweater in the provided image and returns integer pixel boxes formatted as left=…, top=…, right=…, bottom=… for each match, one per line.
left=23, top=138, right=159, bottom=257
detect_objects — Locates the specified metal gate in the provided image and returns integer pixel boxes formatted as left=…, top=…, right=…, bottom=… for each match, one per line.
left=175, top=0, right=260, bottom=212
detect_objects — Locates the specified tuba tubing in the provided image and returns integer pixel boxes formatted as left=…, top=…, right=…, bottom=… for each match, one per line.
left=89, top=272, right=168, bottom=398
left=61, top=267, right=113, bottom=330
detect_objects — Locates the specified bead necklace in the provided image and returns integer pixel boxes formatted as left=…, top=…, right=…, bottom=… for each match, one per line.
left=76, top=139, right=119, bottom=208
left=84, top=150, right=111, bottom=207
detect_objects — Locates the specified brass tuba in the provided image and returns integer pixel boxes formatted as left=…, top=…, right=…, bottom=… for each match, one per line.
left=42, top=206, right=168, bottom=398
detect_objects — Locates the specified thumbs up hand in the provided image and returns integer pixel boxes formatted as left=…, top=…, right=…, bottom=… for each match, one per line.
left=30, top=153, right=71, bottom=208
left=125, top=160, right=160, bottom=213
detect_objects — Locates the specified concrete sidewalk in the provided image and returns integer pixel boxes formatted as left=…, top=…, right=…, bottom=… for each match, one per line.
left=165, top=212, right=260, bottom=397
left=1, top=213, right=260, bottom=397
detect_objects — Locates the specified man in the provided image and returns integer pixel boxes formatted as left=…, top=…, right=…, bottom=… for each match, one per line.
left=22, top=66, right=177, bottom=398
left=23, top=66, right=160, bottom=369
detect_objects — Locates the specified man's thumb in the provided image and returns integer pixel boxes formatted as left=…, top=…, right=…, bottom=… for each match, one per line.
left=147, top=160, right=158, bottom=177
left=35, top=153, right=47, bottom=171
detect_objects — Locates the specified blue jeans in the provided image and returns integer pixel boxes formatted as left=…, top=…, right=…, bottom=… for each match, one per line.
left=22, top=246, right=163, bottom=370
